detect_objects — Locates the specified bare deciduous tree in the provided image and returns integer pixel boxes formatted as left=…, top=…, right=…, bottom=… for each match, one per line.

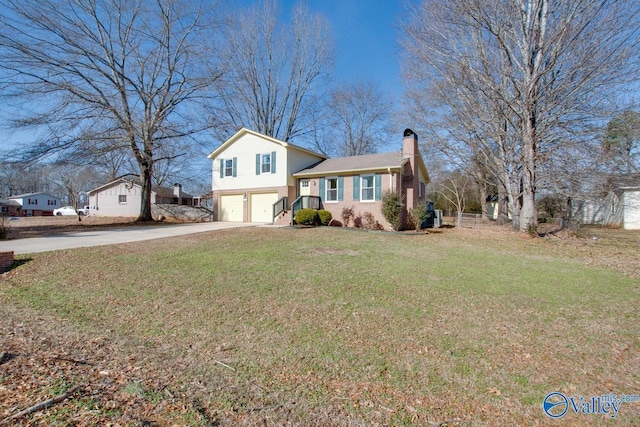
left=325, top=81, right=392, bottom=157
left=401, top=0, right=640, bottom=233
left=0, top=0, right=223, bottom=221
left=211, top=0, right=333, bottom=143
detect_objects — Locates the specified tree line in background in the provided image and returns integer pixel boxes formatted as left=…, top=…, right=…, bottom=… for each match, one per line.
left=0, top=0, right=638, bottom=230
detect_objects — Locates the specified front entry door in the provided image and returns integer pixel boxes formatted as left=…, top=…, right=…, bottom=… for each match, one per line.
left=300, top=179, right=310, bottom=208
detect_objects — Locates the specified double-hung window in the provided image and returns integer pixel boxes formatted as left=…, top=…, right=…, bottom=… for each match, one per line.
left=225, top=159, right=234, bottom=177
left=119, top=195, right=127, bottom=203
left=361, top=175, right=375, bottom=201
left=261, top=153, right=271, bottom=173
left=326, top=178, right=338, bottom=202
left=220, top=157, right=237, bottom=178
left=256, top=151, right=276, bottom=175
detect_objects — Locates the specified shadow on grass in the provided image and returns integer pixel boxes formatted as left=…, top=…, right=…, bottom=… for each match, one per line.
left=2, top=258, right=33, bottom=274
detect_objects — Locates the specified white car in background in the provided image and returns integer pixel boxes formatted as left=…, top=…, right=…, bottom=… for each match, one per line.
left=53, top=206, right=77, bottom=216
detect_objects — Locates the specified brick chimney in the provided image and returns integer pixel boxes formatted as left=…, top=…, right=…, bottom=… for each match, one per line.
left=173, top=183, right=182, bottom=205
left=402, top=129, right=419, bottom=209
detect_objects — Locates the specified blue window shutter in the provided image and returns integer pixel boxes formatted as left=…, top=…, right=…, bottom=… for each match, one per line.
left=232, top=157, right=237, bottom=177
left=338, top=177, right=344, bottom=201
left=353, top=176, right=360, bottom=201
left=375, top=174, right=382, bottom=200
left=271, top=151, right=276, bottom=174
left=219, top=159, right=224, bottom=179
left=319, top=178, right=325, bottom=201
left=256, top=154, right=261, bottom=175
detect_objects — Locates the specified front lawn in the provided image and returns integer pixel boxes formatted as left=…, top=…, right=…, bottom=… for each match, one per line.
left=1, top=226, right=639, bottom=426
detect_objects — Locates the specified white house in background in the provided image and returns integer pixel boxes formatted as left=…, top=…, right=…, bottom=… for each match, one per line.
left=602, top=174, right=640, bottom=230
left=87, top=179, right=146, bottom=217
left=87, top=178, right=196, bottom=217
left=8, top=192, right=61, bottom=216
left=570, top=198, right=606, bottom=225
left=207, top=128, right=327, bottom=223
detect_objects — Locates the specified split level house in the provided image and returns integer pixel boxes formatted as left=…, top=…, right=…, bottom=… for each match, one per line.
left=7, top=192, right=61, bottom=216
left=207, top=128, right=430, bottom=230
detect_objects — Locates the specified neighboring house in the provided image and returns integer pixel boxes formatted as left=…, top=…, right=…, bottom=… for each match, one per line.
left=602, top=174, right=640, bottom=230
left=8, top=192, right=61, bottom=216
left=569, top=174, right=640, bottom=229
left=0, top=198, right=22, bottom=216
left=569, top=198, right=606, bottom=225
left=486, top=195, right=499, bottom=221
left=486, top=195, right=512, bottom=221
left=207, top=128, right=327, bottom=223
left=207, top=127, right=430, bottom=229
left=87, top=178, right=197, bottom=217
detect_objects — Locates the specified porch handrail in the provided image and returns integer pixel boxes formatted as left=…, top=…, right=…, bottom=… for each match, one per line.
left=272, top=196, right=288, bottom=223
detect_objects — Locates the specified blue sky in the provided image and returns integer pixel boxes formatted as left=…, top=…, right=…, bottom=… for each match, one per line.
left=0, top=1, right=407, bottom=154
left=305, top=0, right=405, bottom=93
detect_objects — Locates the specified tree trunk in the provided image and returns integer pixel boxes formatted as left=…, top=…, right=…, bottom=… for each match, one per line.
left=502, top=172, right=521, bottom=231
left=497, top=180, right=510, bottom=225
left=520, top=143, right=537, bottom=232
left=138, top=163, right=154, bottom=222
left=479, top=184, right=488, bottom=221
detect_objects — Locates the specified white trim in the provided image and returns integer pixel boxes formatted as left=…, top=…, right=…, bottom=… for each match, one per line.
left=360, top=175, right=375, bottom=202
left=325, top=176, right=339, bottom=203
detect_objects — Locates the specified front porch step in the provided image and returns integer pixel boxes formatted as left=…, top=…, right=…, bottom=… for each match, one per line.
left=274, top=211, right=291, bottom=225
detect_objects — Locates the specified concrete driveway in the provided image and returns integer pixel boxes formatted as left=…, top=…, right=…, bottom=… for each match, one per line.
left=0, top=222, right=259, bottom=255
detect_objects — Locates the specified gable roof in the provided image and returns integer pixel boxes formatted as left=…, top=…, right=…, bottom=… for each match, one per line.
left=87, top=178, right=139, bottom=195
left=87, top=178, right=196, bottom=199
left=207, top=127, right=326, bottom=160
left=0, top=198, right=22, bottom=207
left=8, top=192, right=59, bottom=199
left=293, top=152, right=405, bottom=177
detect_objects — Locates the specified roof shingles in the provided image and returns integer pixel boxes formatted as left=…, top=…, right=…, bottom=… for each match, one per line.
left=293, top=151, right=404, bottom=176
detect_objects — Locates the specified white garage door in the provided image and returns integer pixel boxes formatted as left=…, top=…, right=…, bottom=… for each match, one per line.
left=219, top=194, right=243, bottom=222
left=250, top=192, right=279, bottom=223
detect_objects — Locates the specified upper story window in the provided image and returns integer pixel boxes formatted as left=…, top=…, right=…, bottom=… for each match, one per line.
left=225, top=159, right=234, bottom=177
left=119, top=195, right=127, bottom=203
left=219, top=157, right=237, bottom=178
left=256, top=151, right=276, bottom=175
left=261, top=153, right=271, bottom=173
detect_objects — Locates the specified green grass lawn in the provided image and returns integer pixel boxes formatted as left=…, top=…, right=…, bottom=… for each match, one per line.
left=2, top=226, right=639, bottom=426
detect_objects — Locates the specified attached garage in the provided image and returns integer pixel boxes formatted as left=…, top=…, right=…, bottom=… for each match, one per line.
left=219, top=194, right=243, bottom=222
left=250, top=192, right=279, bottom=223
